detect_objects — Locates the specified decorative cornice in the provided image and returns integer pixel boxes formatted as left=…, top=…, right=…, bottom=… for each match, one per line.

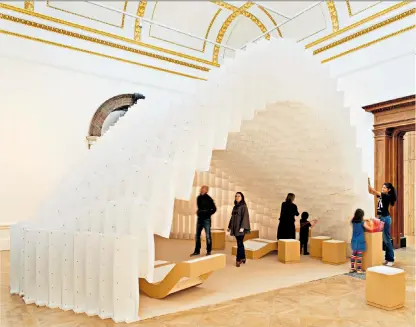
left=0, top=13, right=210, bottom=72
left=363, top=95, right=416, bottom=114
left=373, top=129, right=393, bottom=137
left=0, top=3, right=219, bottom=67
left=321, top=25, right=415, bottom=63
left=306, top=1, right=411, bottom=49
left=0, top=29, right=208, bottom=81
left=314, top=8, right=415, bottom=55
left=326, top=0, right=339, bottom=32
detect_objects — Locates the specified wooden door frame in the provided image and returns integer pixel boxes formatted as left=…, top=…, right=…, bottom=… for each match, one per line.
left=363, top=95, right=415, bottom=248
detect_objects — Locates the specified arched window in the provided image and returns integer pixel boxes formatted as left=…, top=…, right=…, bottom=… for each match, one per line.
left=86, top=93, right=145, bottom=148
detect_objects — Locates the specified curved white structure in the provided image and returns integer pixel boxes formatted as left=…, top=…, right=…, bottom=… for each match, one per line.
left=9, top=38, right=372, bottom=322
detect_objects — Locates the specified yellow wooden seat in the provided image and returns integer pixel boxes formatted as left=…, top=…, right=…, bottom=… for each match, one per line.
left=139, top=254, right=226, bottom=299
left=366, top=266, right=405, bottom=310
left=322, top=240, right=347, bottom=265
left=278, top=239, right=300, bottom=263
left=231, top=238, right=277, bottom=259
left=310, top=236, right=331, bottom=258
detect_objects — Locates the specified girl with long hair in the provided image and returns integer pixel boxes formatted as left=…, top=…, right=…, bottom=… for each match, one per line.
left=228, top=192, right=251, bottom=267
left=277, top=193, right=299, bottom=240
left=368, top=181, right=397, bottom=266
left=350, top=209, right=371, bottom=273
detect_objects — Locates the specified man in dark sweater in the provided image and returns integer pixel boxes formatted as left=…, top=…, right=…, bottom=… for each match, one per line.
left=191, top=185, right=217, bottom=256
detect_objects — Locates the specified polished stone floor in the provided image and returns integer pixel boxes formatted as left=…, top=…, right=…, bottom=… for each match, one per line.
left=1, top=244, right=414, bottom=327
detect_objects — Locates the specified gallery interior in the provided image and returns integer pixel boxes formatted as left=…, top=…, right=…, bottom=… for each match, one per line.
left=0, top=1, right=415, bottom=326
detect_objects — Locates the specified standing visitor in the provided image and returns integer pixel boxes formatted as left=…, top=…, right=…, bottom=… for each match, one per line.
left=350, top=209, right=371, bottom=273
left=277, top=193, right=299, bottom=240
left=228, top=192, right=251, bottom=267
left=368, top=181, right=397, bottom=266
left=190, top=185, right=217, bottom=257
left=299, top=212, right=318, bottom=255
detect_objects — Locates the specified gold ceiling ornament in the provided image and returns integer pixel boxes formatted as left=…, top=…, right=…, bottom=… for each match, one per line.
left=23, top=0, right=34, bottom=12
left=345, top=0, right=382, bottom=17
left=314, top=8, right=415, bottom=55
left=134, top=0, right=148, bottom=41
left=202, top=8, right=222, bottom=52
left=326, top=0, right=340, bottom=32
left=0, top=2, right=219, bottom=67
left=212, top=1, right=270, bottom=64
left=257, top=5, right=283, bottom=38
left=306, top=1, right=411, bottom=49
left=0, top=13, right=210, bottom=72
left=0, top=28, right=208, bottom=81
left=322, top=24, right=415, bottom=63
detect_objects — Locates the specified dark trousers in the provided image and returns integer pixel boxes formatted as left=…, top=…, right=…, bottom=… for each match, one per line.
left=300, top=237, right=308, bottom=254
left=235, top=235, right=245, bottom=261
left=194, top=217, right=211, bottom=253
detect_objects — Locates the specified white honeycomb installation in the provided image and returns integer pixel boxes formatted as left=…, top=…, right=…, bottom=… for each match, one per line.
left=9, top=38, right=373, bottom=322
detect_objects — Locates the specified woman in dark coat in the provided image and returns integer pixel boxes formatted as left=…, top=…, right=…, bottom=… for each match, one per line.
left=277, top=193, right=299, bottom=240
left=228, top=192, right=251, bottom=267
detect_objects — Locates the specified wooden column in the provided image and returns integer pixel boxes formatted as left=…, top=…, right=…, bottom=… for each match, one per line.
left=363, top=95, right=415, bottom=249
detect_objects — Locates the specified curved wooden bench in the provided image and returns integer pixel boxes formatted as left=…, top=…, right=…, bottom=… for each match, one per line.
left=139, top=254, right=226, bottom=299
left=231, top=238, right=277, bottom=259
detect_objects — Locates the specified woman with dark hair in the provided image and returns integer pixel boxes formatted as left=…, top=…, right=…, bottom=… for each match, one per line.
left=228, top=192, right=251, bottom=267
left=368, top=181, right=397, bottom=266
left=277, top=193, right=299, bottom=240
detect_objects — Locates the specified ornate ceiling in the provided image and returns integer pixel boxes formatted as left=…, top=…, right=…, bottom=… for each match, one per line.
left=0, top=1, right=414, bottom=80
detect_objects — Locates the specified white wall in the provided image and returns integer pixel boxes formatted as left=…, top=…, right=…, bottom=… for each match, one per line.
left=0, top=33, right=201, bottom=229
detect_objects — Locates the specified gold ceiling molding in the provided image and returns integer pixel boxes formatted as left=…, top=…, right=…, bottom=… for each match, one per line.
left=0, top=2, right=219, bottom=67
left=24, top=1, right=34, bottom=12
left=147, top=3, right=222, bottom=53
left=306, top=1, right=411, bottom=49
left=0, top=13, right=210, bottom=72
left=314, top=8, right=415, bottom=55
left=212, top=1, right=270, bottom=64
left=258, top=5, right=283, bottom=38
left=346, top=0, right=382, bottom=17
left=322, top=24, right=415, bottom=64
left=46, top=0, right=128, bottom=29
left=326, top=0, right=339, bottom=32
left=0, top=28, right=207, bottom=81
left=134, top=0, right=147, bottom=41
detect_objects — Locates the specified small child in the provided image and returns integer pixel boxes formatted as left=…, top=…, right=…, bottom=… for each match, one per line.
left=350, top=209, right=370, bottom=273
left=299, top=212, right=318, bottom=255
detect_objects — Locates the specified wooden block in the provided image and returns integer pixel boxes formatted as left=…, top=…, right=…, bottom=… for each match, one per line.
left=278, top=239, right=300, bottom=263
left=366, top=266, right=405, bottom=310
left=211, top=230, right=225, bottom=250
left=310, top=236, right=331, bottom=258
left=362, top=232, right=384, bottom=271
left=322, top=240, right=347, bottom=265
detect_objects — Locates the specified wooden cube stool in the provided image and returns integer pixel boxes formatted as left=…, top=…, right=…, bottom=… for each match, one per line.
left=322, top=240, right=347, bottom=265
left=310, top=236, right=331, bottom=258
left=362, top=232, right=384, bottom=271
left=278, top=239, right=300, bottom=263
left=366, top=266, right=405, bottom=310
left=211, top=230, right=225, bottom=250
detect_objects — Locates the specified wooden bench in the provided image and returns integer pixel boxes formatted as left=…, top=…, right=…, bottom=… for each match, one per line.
left=231, top=238, right=277, bottom=260
left=139, top=254, right=226, bottom=299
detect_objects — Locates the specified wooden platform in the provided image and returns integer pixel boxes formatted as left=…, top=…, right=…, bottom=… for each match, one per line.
left=231, top=238, right=277, bottom=259
left=139, top=254, right=226, bottom=299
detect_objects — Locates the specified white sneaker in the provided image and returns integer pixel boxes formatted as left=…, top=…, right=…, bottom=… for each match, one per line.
left=383, top=260, right=388, bottom=265
left=386, top=262, right=394, bottom=267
